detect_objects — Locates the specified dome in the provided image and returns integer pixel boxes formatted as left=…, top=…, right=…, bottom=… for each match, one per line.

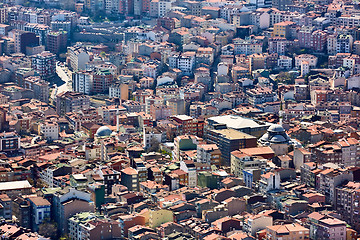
left=270, top=135, right=287, bottom=143
left=268, top=124, right=285, bottom=133
left=96, top=126, right=112, bottom=137
left=259, top=133, right=269, bottom=142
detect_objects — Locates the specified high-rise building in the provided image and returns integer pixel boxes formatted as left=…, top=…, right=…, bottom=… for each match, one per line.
left=56, top=91, right=90, bottom=116
left=13, top=30, right=39, bottom=54
left=46, top=31, right=68, bottom=55
left=73, top=70, right=93, bottom=95
left=92, top=69, right=114, bottom=94
left=30, top=51, right=56, bottom=79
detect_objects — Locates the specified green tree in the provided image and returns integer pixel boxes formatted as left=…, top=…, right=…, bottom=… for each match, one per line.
left=38, top=219, right=58, bottom=239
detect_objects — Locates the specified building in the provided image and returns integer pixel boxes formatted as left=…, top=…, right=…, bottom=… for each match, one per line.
left=233, top=38, right=262, bottom=55
left=315, top=218, right=347, bottom=240
left=206, top=115, right=270, bottom=138
left=272, top=21, right=295, bottom=39
left=109, top=83, right=129, bottom=100
left=56, top=91, right=90, bottom=116
left=243, top=214, right=273, bottom=236
left=23, top=76, right=49, bottom=103
left=143, top=127, right=164, bottom=150
left=13, top=30, right=39, bottom=54
left=30, top=51, right=56, bottom=79
left=311, top=30, right=327, bottom=52
left=69, top=213, right=121, bottom=239
left=121, top=167, right=139, bottom=192
left=39, top=121, right=59, bottom=141
left=297, top=26, right=313, bottom=49
left=150, top=0, right=172, bottom=17
left=12, top=197, right=31, bottom=229
left=0, top=132, right=20, bottom=152
left=68, top=45, right=90, bottom=71
left=27, top=196, right=51, bottom=232
left=337, top=34, right=353, bottom=54
left=49, top=188, right=95, bottom=234
left=168, top=52, right=195, bottom=75
left=96, top=167, right=120, bottom=195
left=266, top=223, right=309, bottom=240
left=92, top=69, right=114, bottom=94
left=259, top=124, right=292, bottom=155
left=206, top=128, right=257, bottom=165
left=259, top=171, right=281, bottom=192
left=0, top=194, right=11, bottom=220
left=73, top=70, right=93, bottom=95
left=230, top=152, right=267, bottom=178
left=173, top=135, right=201, bottom=161
left=246, top=87, right=277, bottom=106
left=169, top=115, right=204, bottom=137
left=295, top=54, right=318, bottom=68
left=46, top=31, right=67, bottom=55
left=197, top=144, right=221, bottom=166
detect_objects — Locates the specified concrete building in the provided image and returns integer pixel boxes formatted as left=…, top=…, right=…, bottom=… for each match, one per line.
left=121, top=167, right=139, bottom=192
left=68, top=45, right=90, bottom=71
left=266, top=223, right=309, bottom=239
left=109, top=83, right=129, bottom=100
left=30, top=51, right=56, bottom=79
left=197, top=144, right=221, bottom=166
left=39, top=121, right=59, bottom=141
left=206, top=128, right=257, bottom=166
left=230, top=152, right=267, bottom=178
left=56, top=91, right=90, bottom=116
left=27, top=196, right=51, bottom=232
left=23, top=76, right=49, bottom=103
left=73, top=70, right=93, bottom=95
left=46, top=31, right=67, bottom=55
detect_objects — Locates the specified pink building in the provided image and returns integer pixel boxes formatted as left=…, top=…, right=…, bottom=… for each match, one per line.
left=311, top=30, right=328, bottom=52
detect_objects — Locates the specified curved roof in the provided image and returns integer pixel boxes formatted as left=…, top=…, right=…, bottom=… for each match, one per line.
left=268, top=124, right=285, bottom=133
left=96, top=126, right=112, bottom=137
left=270, top=135, right=287, bottom=143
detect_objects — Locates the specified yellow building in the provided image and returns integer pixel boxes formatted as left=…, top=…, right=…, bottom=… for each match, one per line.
left=140, top=208, right=174, bottom=228
left=271, top=21, right=295, bottom=39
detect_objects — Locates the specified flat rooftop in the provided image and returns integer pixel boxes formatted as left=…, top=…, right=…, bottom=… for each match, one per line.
left=211, top=128, right=255, bottom=140
left=208, top=115, right=269, bottom=129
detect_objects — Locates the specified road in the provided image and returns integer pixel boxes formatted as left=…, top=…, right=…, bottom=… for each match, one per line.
left=52, top=63, right=73, bottom=100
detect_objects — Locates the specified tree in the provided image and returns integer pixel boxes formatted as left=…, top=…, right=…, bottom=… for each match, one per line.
left=38, top=219, right=58, bottom=239
left=147, top=138, right=160, bottom=153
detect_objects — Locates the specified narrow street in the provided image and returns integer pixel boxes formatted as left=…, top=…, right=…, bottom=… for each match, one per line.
left=52, top=63, right=73, bottom=100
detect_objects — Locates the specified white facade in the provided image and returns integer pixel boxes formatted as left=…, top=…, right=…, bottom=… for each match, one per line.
left=40, top=121, right=59, bottom=141
left=217, top=62, right=229, bottom=76
left=157, top=76, right=174, bottom=86
left=150, top=0, right=172, bottom=17
left=143, top=128, right=163, bottom=149
left=68, top=47, right=90, bottom=71
left=277, top=56, right=292, bottom=69
left=73, top=71, right=93, bottom=95
left=295, top=54, right=317, bottom=68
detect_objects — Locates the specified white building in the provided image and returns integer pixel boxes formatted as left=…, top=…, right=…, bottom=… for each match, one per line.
left=295, top=54, right=317, bottom=68
left=180, top=160, right=197, bottom=188
left=150, top=0, right=172, bottom=17
left=143, top=127, right=164, bottom=149
left=73, top=71, right=93, bottom=95
left=39, top=121, right=59, bottom=141
left=250, top=9, right=270, bottom=29
left=109, top=83, right=129, bottom=99
left=168, top=52, right=195, bottom=75
left=277, top=55, right=292, bottom=69
left=301, top=60, right=310, bottom=76
left=259, top=171, right=281, bottom=192
left=68, top=45, right=90, bottom=71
